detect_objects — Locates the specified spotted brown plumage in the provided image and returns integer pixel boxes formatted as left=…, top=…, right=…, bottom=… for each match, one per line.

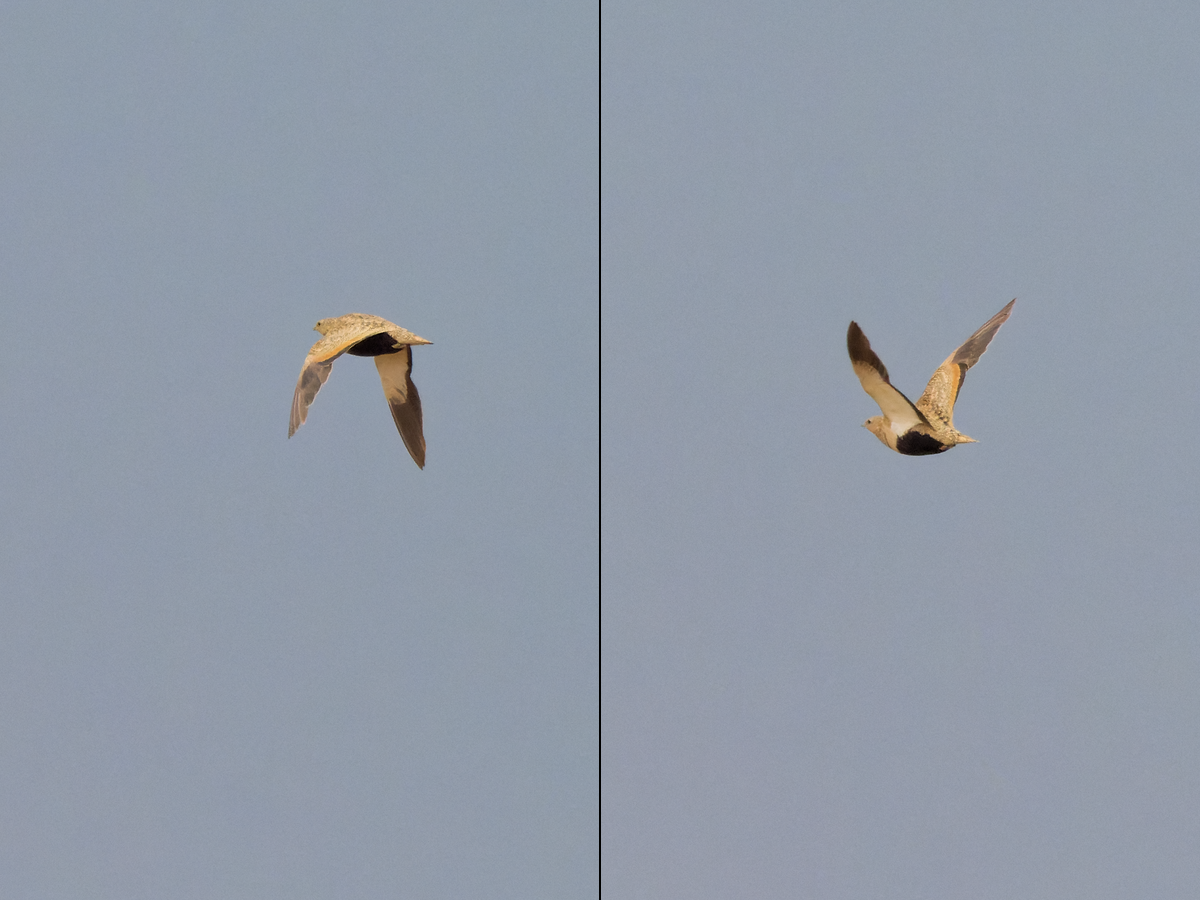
left=289, top=313, right=432, bottom=469
left=847, top=299, right=1015, bottom=455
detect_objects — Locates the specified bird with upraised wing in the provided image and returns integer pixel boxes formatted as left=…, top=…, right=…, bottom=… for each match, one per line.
left=847, top=300, right=1014, bottom=455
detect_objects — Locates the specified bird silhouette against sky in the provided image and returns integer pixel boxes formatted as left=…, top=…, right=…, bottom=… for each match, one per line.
left=847, top=300, right=1014, bottom=455
left=289, top=313, right=432, bottom=468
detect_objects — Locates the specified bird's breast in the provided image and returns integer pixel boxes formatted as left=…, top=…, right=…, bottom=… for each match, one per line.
left=895, top=430, right=951, bottom=455
left=346, top=333, right=403, bottom=357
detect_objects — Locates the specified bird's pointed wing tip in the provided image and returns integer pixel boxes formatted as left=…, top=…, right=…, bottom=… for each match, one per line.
left=375, top=351, right=427, bottom=469
left=947, top=299, right=1017, bottom=368
left=847, top=321, right=888, bottom=378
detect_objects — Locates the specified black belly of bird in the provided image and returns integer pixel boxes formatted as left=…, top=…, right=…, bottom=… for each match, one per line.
left=346, top=333, right=402, bottom=356
left=896, top=430, right=951, bottom=456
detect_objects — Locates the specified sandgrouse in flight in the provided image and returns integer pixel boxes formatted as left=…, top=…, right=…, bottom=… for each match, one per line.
left=289, top=313, right=432, bottom=468
left=847, top=300, right=1014, bottom=455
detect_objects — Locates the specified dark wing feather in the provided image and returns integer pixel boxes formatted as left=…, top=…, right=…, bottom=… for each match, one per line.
left=948, top=298, right=1015, bottom=369
left=289, top=358, right=335, bottom=437
left=847, top=321, right=927, bottom=431
left=375, top=347, right=426, bottom=468
left=288, top=331, right=386, bottom=437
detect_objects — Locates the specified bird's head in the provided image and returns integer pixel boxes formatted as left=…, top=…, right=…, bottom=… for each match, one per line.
left=862, top=416, right=897, bottom=449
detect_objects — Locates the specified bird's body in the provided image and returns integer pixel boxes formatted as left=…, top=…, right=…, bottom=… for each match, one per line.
left=289, top=313, right=432, bottom=468
left=847, top=300, right=1014, bottom=455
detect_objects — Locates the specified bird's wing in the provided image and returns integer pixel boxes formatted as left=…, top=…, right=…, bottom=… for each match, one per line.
left=384, top=326, right=433, bottom=348
left=916, top=299, right=1015, bottom=429
left=375, top=346, right=426, bottom=468
left=847, top=321, right=927, bottom=431
left=288, top=329, right=384, bottom=437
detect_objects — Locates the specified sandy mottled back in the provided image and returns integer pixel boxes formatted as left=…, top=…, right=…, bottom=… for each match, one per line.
left=309, top=313, right=432, bottom=362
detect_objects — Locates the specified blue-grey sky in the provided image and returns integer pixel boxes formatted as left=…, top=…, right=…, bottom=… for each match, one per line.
left=0, top=2, right=596, bottom=896
left=604, top=2, right=1200, bottom=897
